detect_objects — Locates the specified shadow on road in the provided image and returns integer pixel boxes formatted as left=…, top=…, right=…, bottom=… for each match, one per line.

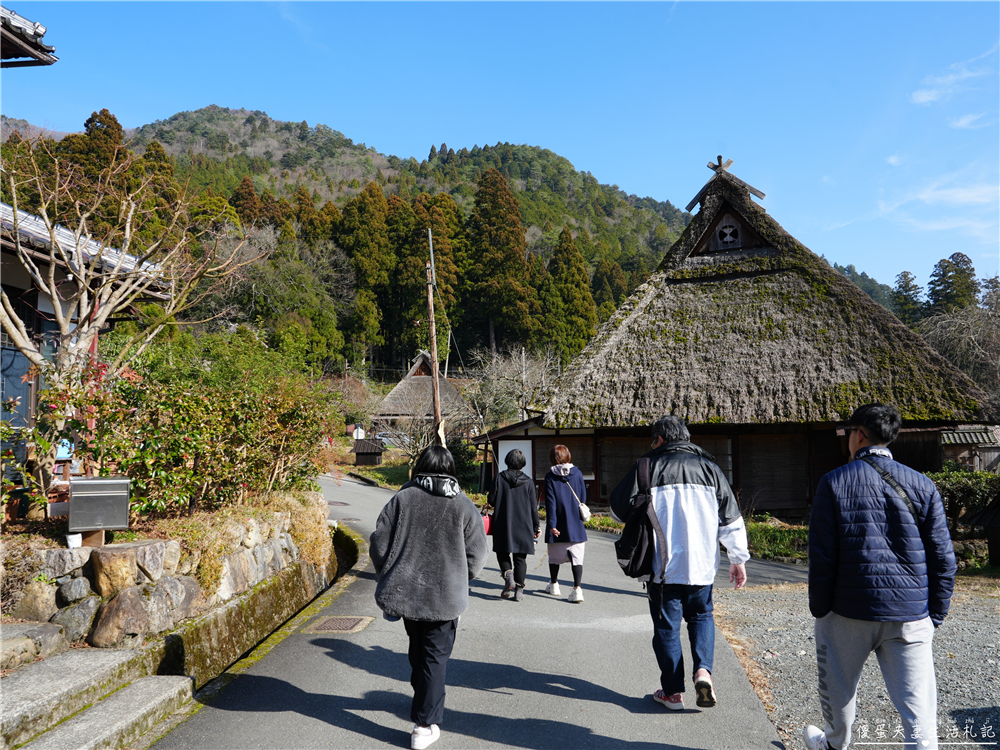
left=314, top=638, right=661, bottom=715
left=469, top=572, right=648, bottom=601
left=200, top=672, right=706, bottom=749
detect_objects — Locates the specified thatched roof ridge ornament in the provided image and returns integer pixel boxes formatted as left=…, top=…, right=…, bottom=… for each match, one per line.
left=542, top=164, right=993, bottom=429
left=685, top=156, right=764, bottom=213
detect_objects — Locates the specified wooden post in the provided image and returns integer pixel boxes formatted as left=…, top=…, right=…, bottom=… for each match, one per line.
left=426, top=260, right=444, bottom=445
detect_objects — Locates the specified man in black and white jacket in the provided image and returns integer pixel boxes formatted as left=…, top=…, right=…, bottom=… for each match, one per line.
left=610, top=415, right=749, bottom=712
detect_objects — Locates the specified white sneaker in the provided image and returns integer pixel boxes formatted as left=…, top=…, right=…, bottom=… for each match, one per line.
left=545, top=581, right=561, bottom=596
left=568, top=587, right=584, bottom=603
left=802, top=725, right=829, bottom=750
left=411, top=724, right=440, bottom=750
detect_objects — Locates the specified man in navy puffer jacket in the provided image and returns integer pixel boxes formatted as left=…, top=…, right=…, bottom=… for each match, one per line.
left=803, top=404, right=956, bottom=750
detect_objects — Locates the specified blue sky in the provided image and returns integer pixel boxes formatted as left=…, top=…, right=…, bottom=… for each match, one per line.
left=3, top=2, right=998, bottom=291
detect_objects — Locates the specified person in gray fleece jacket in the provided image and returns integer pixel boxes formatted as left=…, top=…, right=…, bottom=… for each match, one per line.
left=370, top=445, right=489, bottom=750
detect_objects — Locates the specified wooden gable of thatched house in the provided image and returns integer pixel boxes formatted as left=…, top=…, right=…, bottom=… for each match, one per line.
left=517, top=161, right=991, bottom=521
left=373, top=350, right=471, bottom=427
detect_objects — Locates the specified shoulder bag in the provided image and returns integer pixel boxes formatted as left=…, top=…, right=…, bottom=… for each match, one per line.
left=614, top=458, right=667, bottom=578
left=566, top=481, right=592, bottom=522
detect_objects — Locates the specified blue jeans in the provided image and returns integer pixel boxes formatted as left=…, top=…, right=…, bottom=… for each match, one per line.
left=647, top=582, right=715, bottom=695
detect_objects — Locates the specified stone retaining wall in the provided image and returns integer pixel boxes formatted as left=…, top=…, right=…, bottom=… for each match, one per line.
left=8, top=513, right=307, bottom=650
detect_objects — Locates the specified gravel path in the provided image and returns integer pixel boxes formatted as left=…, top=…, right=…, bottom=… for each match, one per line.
left=714, top=582, right=1000, bottom=750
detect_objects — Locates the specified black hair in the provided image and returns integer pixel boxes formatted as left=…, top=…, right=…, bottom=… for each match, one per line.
left=505, top=449, right=526, bottom=471
left=413, top=445, right=456, bottom=477
left=847, top=403, right=902, bottom=445
left=652, top=415, right=690, bottom=443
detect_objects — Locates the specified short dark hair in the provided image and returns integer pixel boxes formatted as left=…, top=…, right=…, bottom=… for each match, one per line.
left=847, top=403, right=902, bottom=445
left=549, top=444, right=572, bottom=465
left=413, top=445, right=456, bottom=477
left=505, top=449, right=526, bottom=470
left=652, top=415, right=690, bottom=443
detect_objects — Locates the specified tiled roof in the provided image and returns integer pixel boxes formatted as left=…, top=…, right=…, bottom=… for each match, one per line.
left=1, top=7, right=57, bottom=67
left=941, top=427, right=1000, bottom=446
left=2, top=202, right=161, bottom=281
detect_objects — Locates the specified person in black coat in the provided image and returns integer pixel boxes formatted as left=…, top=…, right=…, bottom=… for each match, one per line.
left=487, top=449, right=540, bottom=602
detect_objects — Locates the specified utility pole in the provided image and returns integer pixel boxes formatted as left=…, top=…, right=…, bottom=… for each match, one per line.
left=426, top=259, right=444, bottom=446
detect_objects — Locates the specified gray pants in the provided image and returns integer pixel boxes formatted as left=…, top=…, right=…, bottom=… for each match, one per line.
left=814, top=612, right=937, bottom=749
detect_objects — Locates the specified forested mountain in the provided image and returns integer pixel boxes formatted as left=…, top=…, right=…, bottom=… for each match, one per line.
left=4, top=105, right=694, bottom=378
left=830, top=262, right=896, bottom=313
left=126, top=105, right=689, bottom=272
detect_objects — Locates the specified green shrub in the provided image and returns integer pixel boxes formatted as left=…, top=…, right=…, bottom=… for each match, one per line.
left=926, top=465, right=1000, bottom=523
left=745, top=518, right=809, bottom=560
left=83, top=330, right=338, bottom=514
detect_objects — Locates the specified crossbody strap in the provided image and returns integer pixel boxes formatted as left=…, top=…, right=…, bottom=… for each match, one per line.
left=565, top=480, right=585, bottom=506
left=859, top=456, right=919, bottom=524
left=637, top=458, right=650, bottom=497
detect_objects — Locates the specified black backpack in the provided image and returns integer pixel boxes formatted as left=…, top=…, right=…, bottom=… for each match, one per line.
left=614, top=458, right=666, bottom=578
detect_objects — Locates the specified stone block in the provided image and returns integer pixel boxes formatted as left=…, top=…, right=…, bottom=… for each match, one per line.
left=59, top=576, right=93, bottom=605
left=37, top=547, right=93, bottom=580
left=134, top=541, right=166, bottom=581
left=21, top=622, right=68, bottom=658
left=0, top=636, right=36, bottom=670
left=176, top=548, right=200, bottom=577
left=243, top=518, right=263, bottom=549
left=140, top=580, right=175, bottom=634
left=253, top=544, right=267, bottom=584
left=50, top=596, right=101, bottom=642
left=229, top=548, right=254, bottom=595
left=88, top=587, right=148, bottom=648
left=163, top=540, right=181, bottom=576
left=92, top=547, right=137, bottom=598
left=172, top=576, right=206, bottom=621
left=10, top=580, right=58, bottom=622
left=282, top=533, right=298, bottom=561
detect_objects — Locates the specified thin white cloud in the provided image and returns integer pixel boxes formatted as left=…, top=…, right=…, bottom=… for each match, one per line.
left=886, top=154, right=902, bottom=167
left=916, top=183, right=999, bottom=207
left=278, top=3, right=328, bottom=53
left=949, top=113, right=987, bottom=130
left=896, top=214, right=997, bottom=244
left=878, top=170, right=999, bottom=213
left=822, top=175, right=837, bottom=186
left=909, top=45, right=997, bottom=105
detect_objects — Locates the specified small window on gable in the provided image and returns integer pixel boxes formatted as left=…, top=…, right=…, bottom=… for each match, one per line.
left=709, top=213, right=743, bottom=252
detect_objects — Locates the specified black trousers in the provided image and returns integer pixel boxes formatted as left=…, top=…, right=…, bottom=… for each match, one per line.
left=403, top=618, right=458, bottom=726
left=496, top=552, right=528, bottom=587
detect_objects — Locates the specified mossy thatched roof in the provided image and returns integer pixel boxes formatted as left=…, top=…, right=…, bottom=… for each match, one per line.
left=374, top=351, right=469, bottom=420
left=543, top=171, right=991, bottom=428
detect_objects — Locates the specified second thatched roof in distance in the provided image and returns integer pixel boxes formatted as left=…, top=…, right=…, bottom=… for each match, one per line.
left=543, top=168, right=990, bottom=429
left=374, top=350, right=469, bottom=421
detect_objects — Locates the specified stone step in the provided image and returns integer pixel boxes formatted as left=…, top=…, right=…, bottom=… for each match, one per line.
left=0, top=649, right=140, bottom=750
left=21, top=676, right=192, bottom=750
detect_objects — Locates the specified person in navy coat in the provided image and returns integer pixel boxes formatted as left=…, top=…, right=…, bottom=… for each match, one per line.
left=542, top=444, right=588, bottom=603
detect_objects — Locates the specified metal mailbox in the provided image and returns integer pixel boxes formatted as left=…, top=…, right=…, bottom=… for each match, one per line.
left=68, top=477, right=131, bottom=532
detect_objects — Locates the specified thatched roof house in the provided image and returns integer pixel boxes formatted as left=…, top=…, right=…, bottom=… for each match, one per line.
left=478, top=162, right=991, bottom=521
left=373, top=350, right=471, bottom=426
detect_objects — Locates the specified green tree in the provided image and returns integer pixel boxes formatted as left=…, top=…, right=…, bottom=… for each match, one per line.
left=547, top=228, right=598, bottom=362
left=891, top=271, right=926, bottom=326
left=927, top=252, right=980, bottom=314
left=229, top=175, right=263, bottom=226
left=466, top=168, right=533, bottom=351
left=527, top=254, right=564, bottom=353
left=338, top=182, right=392, bottom=360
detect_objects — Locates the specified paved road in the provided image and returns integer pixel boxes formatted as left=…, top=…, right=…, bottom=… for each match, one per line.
left=154, top=475, right=788, bottom=750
